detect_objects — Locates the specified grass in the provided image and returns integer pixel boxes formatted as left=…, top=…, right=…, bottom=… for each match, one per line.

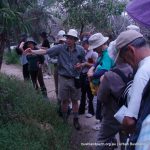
left=0, top=73, right=71, bottom=150
left=4, top=50, right=20, bottom=65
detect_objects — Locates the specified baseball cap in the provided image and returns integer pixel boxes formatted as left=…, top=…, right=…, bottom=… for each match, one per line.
left=116, top=30, right=143, bottom=50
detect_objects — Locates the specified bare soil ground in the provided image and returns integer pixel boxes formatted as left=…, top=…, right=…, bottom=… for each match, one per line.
left=1, top=62, right=99, bottom=150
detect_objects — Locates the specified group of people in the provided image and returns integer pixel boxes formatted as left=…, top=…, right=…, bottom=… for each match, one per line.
left=17, top=24, right=150, bottom=150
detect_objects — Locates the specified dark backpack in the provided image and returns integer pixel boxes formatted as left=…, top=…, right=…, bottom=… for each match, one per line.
left=111, top=69, right=134, bottom=107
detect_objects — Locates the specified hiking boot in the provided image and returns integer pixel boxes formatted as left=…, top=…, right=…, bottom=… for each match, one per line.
left=73, top=118, right=81, bottom=130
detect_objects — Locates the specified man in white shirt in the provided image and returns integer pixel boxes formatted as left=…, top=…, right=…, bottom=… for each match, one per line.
left=116, top=30, right=150, bottom=132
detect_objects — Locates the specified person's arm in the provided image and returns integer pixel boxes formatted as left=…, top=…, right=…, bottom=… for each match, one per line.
left=87, top=66, right=95, bottom=78
left=97, top=53, right=113, bottom=71
left=124, top=71, right=148, bottom=119
left=97, top=74, right=110, bottom=103
left=80, top=52, right=98, bottom=68
left=122, top=68, right=149, bottom=132
left=92, top=69, right=107, bottom=79
left=31, top=49, right=47, bottom=55
left=74, top=48, right=86, bottom=70
left=19, top=42, right=25, bottom=51
left=25, top=44, right=62, bottom=56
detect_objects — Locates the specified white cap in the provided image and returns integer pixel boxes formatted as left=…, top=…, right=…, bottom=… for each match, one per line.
left=88, top=33, right=109, bottom=50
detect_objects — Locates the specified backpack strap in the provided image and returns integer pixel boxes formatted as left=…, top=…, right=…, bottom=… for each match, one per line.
left=111, top=68, right=129, bottom=83
left=142, top=78, right=150, bottom=99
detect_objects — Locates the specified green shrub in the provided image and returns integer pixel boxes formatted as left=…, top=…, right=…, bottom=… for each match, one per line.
left=4, top=50, right=20, bottom=64
left=0, top=74, right=71, bottom=150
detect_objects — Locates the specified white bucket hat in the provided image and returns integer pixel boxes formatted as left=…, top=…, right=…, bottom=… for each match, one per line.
left=88, top=33, right=109, bottom=50
left=126, top=25, right=140, bottom=32
left=64, top=29, right=78, bottom=40
left=57, top=30, right=66, bottom=36
left=57, top=30, right=66, bottom=42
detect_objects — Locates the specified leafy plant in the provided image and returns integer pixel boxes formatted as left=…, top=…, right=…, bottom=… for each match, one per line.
left=4, top=50, right=20, bottom=64
left=0, top=73, right=71, bottom=150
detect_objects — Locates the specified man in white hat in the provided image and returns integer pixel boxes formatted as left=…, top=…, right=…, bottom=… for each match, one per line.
left=25, top=29, right=85, bottom=130
left=51, top=30, right=66, bottom=117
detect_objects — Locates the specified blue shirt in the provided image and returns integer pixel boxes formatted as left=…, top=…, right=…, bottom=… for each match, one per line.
left=46, top=44, right=85, bottom=77
left=20, top=54, right=28, bottom=65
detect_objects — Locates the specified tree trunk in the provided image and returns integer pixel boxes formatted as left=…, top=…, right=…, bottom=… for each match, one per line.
left=0, top=32, right=6, bottom=70
left=80, top=23, right=84, bottom=40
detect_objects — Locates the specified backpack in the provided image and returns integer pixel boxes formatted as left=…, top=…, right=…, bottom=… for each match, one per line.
left=111, top=69, right=134, bottom=107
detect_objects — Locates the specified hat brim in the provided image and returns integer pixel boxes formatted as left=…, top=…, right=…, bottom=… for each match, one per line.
left=25, top=41, right=37, bottom=45
left=57, top=37, right=66, bottom=42
left=24, top=41, right=37, bottom=49
left=64, top=34, right=78, bottom=40
left=88, top=37, right=109, bottom=50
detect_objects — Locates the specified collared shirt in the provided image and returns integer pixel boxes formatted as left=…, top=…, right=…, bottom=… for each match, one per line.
left=46, top=44, right=85, bottom=77
left=125, top=56, right=150, bottom=119
left=82, top=50, right=98, bottom=73
left=94, top=49, right=114, bottom=71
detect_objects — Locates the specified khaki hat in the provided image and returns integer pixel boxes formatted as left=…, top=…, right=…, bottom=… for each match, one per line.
left=88, top=33, right=109, bottom=50
left=64, top=29, right=78, bottom=40
left=116, top=30, right=143, bottom=49
left=126, top=25, right=140, bottom=32
left=57, top=30, right=66, bottom=42
left=57, top=30, right=66, bottom=36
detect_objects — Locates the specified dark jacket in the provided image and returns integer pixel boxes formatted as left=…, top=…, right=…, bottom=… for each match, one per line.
left=97, top=63, right=133, bottom=125
left=27, top=50, right=45, bottom=71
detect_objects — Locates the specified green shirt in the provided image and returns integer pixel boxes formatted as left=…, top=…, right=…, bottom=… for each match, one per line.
left=92, top=49, right=114, bottom=85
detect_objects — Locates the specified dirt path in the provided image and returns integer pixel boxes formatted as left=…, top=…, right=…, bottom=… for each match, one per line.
left=1, top=63, right=56, bottom=99
left=1, top=62, right=99, bottom=150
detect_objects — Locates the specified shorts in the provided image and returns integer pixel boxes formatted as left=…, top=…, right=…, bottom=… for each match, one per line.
left=58, top=75, right=81, bottom=101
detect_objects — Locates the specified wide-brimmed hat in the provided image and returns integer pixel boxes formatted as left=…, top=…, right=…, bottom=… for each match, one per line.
left=57, top=30, right=66, bottom=42
left=88, top=33, right=109, bottom=50
left=126, top=25, right=140, bottom=32
left=116, top=30, right=143, bottom=50
left=23, top=37, right=37, bottom=49
left=64, top=29, right=78, bottom=40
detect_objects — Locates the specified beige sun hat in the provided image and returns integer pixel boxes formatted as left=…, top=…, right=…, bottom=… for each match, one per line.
left=57, top=30, right=66, bottom=41
left=64, top=29, right=78, bottom=40
left=88, top=33, right=109, bottom=50
left=126, top=25, right=140, bottom=32
left=116, top=30, right=143, bottom=50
